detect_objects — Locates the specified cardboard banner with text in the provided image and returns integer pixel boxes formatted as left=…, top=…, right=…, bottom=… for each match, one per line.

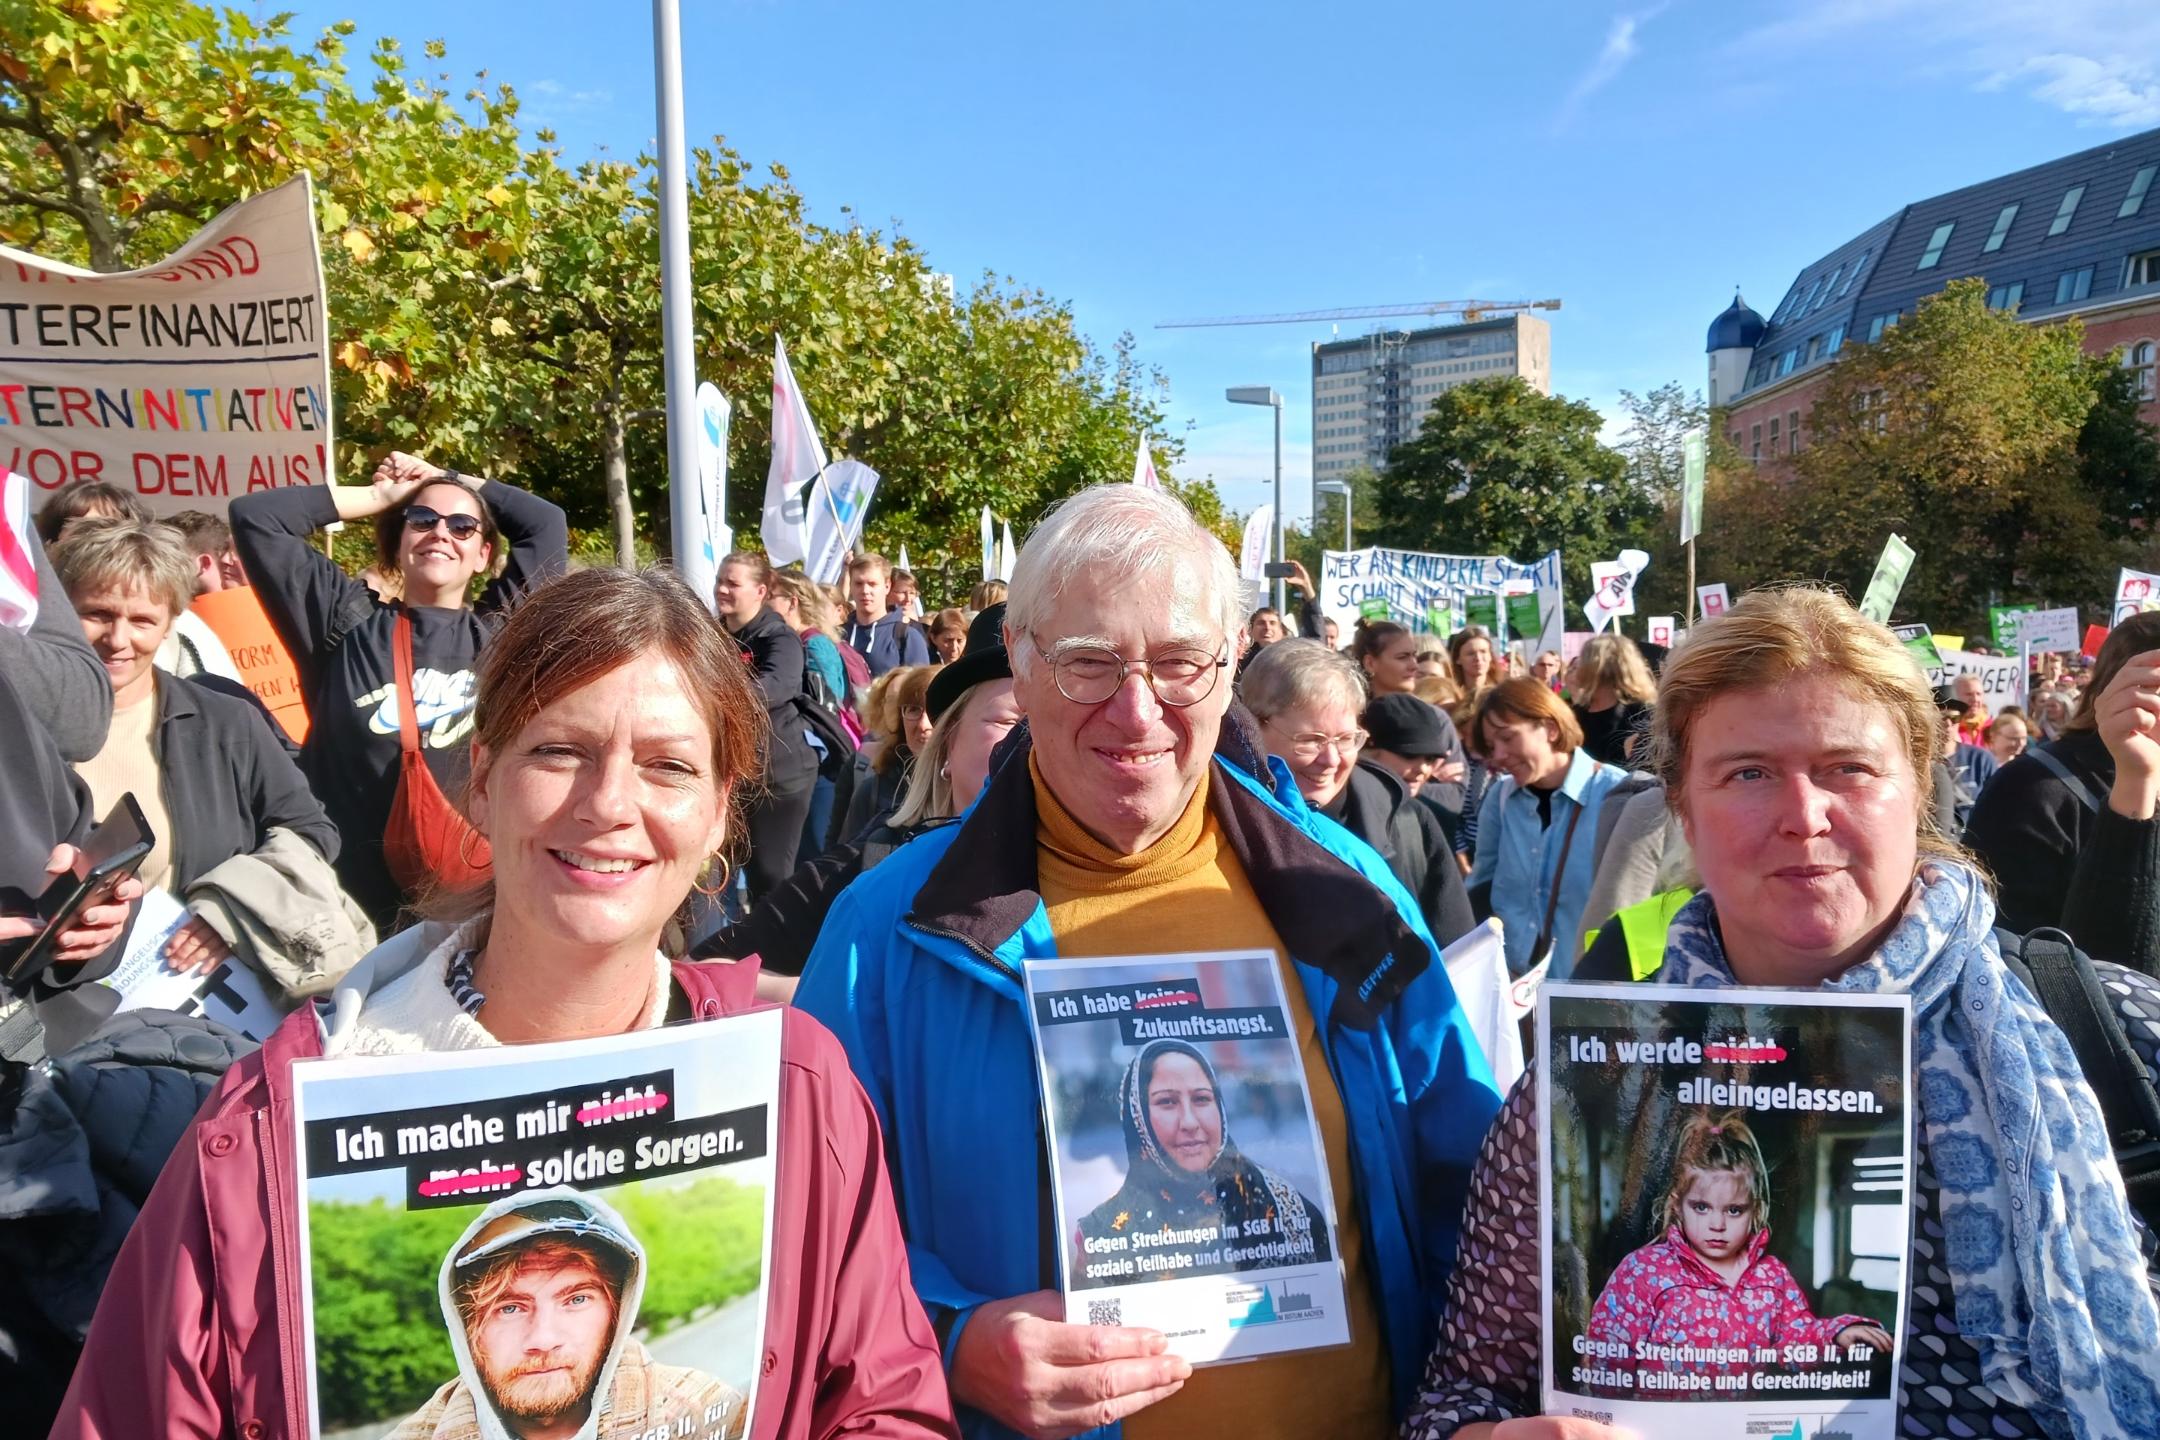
left=1322, top=546, right=1563, bottom=657
left=0, top=174, right=332, bottom=516
left=189, top=583, right=309, bottom=743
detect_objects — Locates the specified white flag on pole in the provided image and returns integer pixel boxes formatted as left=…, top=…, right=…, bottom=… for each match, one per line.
left=1237, top=505, right=1275, bottom=583
left=999, top=520, right=1018, bottom=583
left=980, top=507, right=996, bottom=583
left=761, top=337, right=825, bottom=565
left=1132, top=435, right=1161, bottom=490
left=803, top=459, right=881, bottom=585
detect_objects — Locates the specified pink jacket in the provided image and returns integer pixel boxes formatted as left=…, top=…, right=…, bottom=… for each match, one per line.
left=50, top=958, right=957, bottom=1440
left=1584, top=1227, right=1874, bottom=1381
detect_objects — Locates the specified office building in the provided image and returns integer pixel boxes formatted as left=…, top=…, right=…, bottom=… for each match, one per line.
left=1311, top=313, right=1552, bottom=516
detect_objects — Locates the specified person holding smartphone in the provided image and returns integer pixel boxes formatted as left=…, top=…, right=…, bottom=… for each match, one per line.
left=231, top=453, right=567, bottom=931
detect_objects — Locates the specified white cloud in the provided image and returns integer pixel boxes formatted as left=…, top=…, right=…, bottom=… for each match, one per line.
left=1552, top=11, right=1658, bottom=135
left=524, top=78, right=613, bottom=120
left=2014, top=54, right=2160, bottom=127
left=1729, top=1, right=2160, bottom=129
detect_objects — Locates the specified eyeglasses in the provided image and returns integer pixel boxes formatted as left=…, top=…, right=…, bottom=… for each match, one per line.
left=404, top=505, right=484, bottom=540
left=1033, top=640, right=1228, bottom=707
left=1262, top=717, right=1368, bottom=761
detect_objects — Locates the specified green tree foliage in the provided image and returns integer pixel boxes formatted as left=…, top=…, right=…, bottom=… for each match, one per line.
left=1717, top=278, right=2149, bottom=630
left=0, top=0, right=1188, bottom=587
left=306, top=1178, right=765, bottom=1430
left=1371, top=376, right=1653, bottom=599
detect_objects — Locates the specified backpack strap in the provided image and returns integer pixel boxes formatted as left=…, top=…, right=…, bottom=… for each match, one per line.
left=2007, top=929, right=2160, bottom=1224
left=2025, top=743, right=2101, bottom=815
left=320, top=587, right=378, bottom=657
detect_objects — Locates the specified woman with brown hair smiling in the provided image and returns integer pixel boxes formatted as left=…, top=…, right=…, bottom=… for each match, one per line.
left=55, top=567, right=955, bottom=1440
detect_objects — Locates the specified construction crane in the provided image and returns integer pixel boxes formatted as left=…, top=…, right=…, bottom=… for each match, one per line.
left=1157, top=298, right=1561, bottom=329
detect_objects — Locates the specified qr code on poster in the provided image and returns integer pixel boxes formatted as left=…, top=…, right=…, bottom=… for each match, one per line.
left=1087, top=1299, right=1122, bottom=1326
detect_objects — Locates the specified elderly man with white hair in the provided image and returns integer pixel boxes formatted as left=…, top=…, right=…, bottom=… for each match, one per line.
left=797, top=485, right=1502, bottom=1440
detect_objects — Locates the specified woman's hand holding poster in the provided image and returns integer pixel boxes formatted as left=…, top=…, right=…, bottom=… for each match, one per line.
left=1539, top=983, right=1913, bottom=1440
left=291, top=1015, right=782, bottom=1440
left=1022, top=951, right=1350, bottom=1364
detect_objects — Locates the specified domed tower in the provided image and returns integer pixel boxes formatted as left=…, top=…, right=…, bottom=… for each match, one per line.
left=1705, top=293, right=1765, bottom=410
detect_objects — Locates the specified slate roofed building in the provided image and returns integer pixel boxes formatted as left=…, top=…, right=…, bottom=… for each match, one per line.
left=1709, top=127, right=2160, bottom=466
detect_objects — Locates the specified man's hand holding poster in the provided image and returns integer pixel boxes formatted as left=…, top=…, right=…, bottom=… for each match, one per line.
left=1538, top=983, right=1912, bottom=1440
left=1022, top=951, right=1350, bottom=1364
left=292, top=1014, right=782, bottom=1440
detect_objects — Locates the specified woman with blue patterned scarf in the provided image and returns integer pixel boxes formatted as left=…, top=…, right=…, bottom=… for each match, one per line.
left=1404, top=586, right=2160, bottom=1440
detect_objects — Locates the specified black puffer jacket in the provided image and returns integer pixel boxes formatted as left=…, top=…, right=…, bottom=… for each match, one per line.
left=0, top=1009, right=251, bottom=1428
left=1323, top=760, right=1476, bottom=949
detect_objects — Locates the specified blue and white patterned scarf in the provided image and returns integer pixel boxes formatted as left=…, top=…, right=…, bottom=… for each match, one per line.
left=1662, top=862, right=2160, bottom=1440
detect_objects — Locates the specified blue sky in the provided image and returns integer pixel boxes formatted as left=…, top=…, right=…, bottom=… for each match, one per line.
left=283, top=0, right=2160, bottom=525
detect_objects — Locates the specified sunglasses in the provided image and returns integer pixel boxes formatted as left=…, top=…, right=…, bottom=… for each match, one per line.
left=403, top=505, right=484, bottom=541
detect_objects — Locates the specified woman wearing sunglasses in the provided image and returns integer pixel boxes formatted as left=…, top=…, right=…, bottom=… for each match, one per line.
left=231, top=452, right=567, bottom=930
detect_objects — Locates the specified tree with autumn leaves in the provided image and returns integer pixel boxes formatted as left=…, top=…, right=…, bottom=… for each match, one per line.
left=0, top=0, right=1203, bottom=578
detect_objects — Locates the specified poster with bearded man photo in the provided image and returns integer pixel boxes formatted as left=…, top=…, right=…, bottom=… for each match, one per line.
left=1023, top=950, right=1350, bottom=1365
left=292, top=1015, right=781, bottom=1440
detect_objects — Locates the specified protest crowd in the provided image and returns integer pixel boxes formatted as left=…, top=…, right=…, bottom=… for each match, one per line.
left=5, top=47, right=2160, bottom=1440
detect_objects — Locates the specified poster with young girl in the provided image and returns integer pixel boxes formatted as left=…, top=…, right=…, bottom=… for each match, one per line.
left=1538, top=982, right=1913, bottom=1440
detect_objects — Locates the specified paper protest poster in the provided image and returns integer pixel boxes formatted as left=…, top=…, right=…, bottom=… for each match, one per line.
left=1646, top=616, right=1676, bottom=648
left=1539, top=983, right=1912, bottom=1439
left=1584, top=550, right=1649, bottom=632
left=1987, top=604, right=2039, bottom=651
left=1938, top=648, right=2025, bottom=710
left=2083, top=623, right=2108, bottom=659
left=1441, top=919, right=1523, bottom=1094
left=293, top=1015, right=781, bottom=1440
left=0, top=175, right=332, bottom=517
left=189, top=583, right=309, bottom=743
left=2114, top=567, right=2160, bottom=626
left=1022, top=951, right=1349, bottom=1364
left=2013, top=606, right=2080, bottom=654
left=1696, top=583, right=1731, bottom=620
left=1321, top=546, right=1563, bottom=656
left=1857, top=534, right=1915, bottom=623
left=94, top=886, right=285, bottom=1041
left=1465, top=593, right=1501, bottom=632
left=1506, top=592, right=1543, bottom=647
left=1889, top=623, right=1945, bottom=688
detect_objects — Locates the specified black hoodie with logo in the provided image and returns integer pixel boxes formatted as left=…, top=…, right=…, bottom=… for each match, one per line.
left=230, top=482, right=567, bottom=929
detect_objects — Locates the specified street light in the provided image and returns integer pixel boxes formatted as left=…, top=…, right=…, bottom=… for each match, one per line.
left=1317, top=479, right=1353, bottom=550
left=1226, top=385, right=1284, bottom=610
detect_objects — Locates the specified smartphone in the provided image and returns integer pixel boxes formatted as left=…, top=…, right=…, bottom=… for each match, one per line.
left=2, top=793, right=155, bottom=985
left=1262, top=561, right=1298, bottom=579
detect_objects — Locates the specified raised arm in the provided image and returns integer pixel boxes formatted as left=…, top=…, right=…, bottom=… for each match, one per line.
left=0, top=525, right=112, bottom=762
left=228, top=482, right=374, bottom=669
left=471, top=476, right=568, bottom=614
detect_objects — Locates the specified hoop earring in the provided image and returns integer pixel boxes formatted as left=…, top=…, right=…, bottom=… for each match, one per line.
left=459, top=826, right=488, bottom=869
left=693, top=854, right=731, bottom=898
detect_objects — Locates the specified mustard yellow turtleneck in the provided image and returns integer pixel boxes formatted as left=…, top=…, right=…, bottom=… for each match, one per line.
left=1031, top=757, right=1392, bottom=1440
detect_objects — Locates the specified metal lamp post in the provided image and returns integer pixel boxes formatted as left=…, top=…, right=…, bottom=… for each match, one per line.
left=1226, top=386, right=1284, bottom=610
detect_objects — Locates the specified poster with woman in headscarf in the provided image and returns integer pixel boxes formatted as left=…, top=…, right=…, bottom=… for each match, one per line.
left=1022, top=951, right=1350, bottom=1364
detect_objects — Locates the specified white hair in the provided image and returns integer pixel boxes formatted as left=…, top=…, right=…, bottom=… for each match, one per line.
left=1238, top=638, right=1367, bottom=721
left=1004, top=484, right=1243, bottom=677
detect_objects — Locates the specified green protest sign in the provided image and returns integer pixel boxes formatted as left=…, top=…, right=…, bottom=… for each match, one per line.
left=1680, top=431, right=1706, bottom=544
left=1358, top=597, right=1392, bottom=621
left=1988, top=605, right=2039, bottom=650
left=1858, top=533, right=1916, bottom=623
left=1506, top=593, right=1542, bottom=644
left=1891, top=623, right=1944, bottom=686
left=1465, top=594, right=1500, bottom=630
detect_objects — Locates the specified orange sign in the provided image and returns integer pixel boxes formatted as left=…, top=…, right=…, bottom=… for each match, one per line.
left=189, top=585, right=309, bottom=744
